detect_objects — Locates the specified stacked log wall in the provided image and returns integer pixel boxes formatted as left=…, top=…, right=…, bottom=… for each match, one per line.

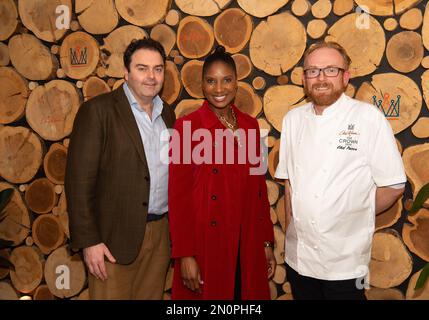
left=0, top=0, right=429, bottom=300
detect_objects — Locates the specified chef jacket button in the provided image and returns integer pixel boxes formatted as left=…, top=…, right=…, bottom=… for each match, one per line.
left=210, top=220, right=217, bottom=227
left=311, top=220, right=315, bottom=224
left=313, top=245, right=318, bottom=250
left=212, top=168, right=218, bottom=174
left=211, top=195, right=217, bottom=200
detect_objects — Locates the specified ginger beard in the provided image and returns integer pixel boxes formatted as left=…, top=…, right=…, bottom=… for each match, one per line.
left=304, top=80, right=346, bottom=107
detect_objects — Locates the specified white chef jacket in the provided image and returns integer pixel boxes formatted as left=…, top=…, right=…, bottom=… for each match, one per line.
left=274, top=93, right=406, bottom=280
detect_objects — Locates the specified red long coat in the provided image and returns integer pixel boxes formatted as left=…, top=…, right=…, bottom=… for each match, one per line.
left=169, top=101, right=274, bottom=300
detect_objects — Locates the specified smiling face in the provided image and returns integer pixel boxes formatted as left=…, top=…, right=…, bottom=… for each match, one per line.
left=124, top=48, right=164, bottom=105
left=303, top=47, right=350, bottom=108
left=202, top=60, right=238, bottom=111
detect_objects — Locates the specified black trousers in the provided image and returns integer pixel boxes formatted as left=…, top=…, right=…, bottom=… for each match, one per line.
left=285, top=263, right=367, bottom=300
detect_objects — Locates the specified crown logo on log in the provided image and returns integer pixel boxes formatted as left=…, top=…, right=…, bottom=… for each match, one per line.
left=372, top=93, right=400, bottom=119
left=70, top=46, right=88, bottom=66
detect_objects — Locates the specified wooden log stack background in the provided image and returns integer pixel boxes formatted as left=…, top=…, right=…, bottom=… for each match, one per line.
left=0, top=0, right=429, bottom=300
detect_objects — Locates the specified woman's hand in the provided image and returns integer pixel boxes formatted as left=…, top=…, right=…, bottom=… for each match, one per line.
left=265, top=247, right=276, bottom=279
left=180, top=256, right=204, bottom=293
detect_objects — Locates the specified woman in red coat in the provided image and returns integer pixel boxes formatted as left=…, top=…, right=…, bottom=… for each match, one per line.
left=169, top=46, right=275, bottom=300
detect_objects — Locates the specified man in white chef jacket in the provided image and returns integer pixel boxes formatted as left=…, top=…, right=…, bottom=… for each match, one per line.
left=275, top=41, right=406, bottom=300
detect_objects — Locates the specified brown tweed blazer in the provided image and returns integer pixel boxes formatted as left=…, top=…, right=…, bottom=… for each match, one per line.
left=65, top=84, right=175, bottom=264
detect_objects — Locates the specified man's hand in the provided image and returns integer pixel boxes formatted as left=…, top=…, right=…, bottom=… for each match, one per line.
left=180, top=256, right=203, bottom=293
left=83, top=243, right=116, bottom=281
left=265, top=247, right=276, bottom=279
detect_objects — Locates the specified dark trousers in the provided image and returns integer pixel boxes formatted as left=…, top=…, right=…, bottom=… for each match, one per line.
left=285, top=263, right=367, bottom=300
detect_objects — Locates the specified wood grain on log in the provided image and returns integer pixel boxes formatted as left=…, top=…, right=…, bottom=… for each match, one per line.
left=0, top=250, right=11, bottom=279
left=177, top=16, right=214, bottom=59
left=101, top=25, right=148, bottom=78
left=161, top=61, right=182, bottom=105
left=25, top=178, right=58, bottom=214
left=33, top=284, right=55, bottom=300
left=268, top=139, right=280, bottom=181
left=307, top=19, right=328, bottom=39
left=0, top=126, right=43, bottom=184
left=250, top=12, right=306, bottom=76
left=403, top=208, right=429, bottom=262
left=44, top=143, right=68, bottom=185
left=384, top=18, right=399, bottom=31
left=26, top=80, right=81, bottom=141
left=406, top=268, right=429, bottom=300
left=423, top=3, right=429, bottom=51
left=355, top=73, right=422, bottom=134
left=176, top=0, right=232, bottom=16
left=32, top=214, right=65, bottom=254
left=0, top=43, right=10, bottom=66
left=115, top=0, right=170, bottom=27
left=214, top=8, right=253, bottom=54
left=9, top=34, right=58, bottom=81
left=82, top=77, right=111, bottom=102
left=400, top=8, right=423, bottom=30
left=165, top=9, right=181, bottom=26
left=0, top=281, right=19, bottom=300
left=326, top=13, right=385, bottom=78
left=402, top=143, right=429, bottom=208
left=174, top=99, right=204, bottom=119
left=355, top=0, right=421, bottom=16
left=264, top=85, right=306, bottom=132
left=237, top=0, right=290, bottom=18
left=411, top=117, right=429, bottom=138
left=10, top=246, right=43, bottom=293
left=150, top=24, right=176, bottom=56
left=181, top=59, right=204, bottom=98
left=0, top=67, right=28, bottom=124
left=0, top=183, right=30, bottom=246
left=59, top=31, right=100, bottom=80
left=375, top=197, right=402, bottom=231
left=421, top=69, right=429, bottom=112
left=76, top=0, right=119, bottom=35
left=333, top=0, right=354, bottom=16
left=369, top=229, right=413, bottom=288
left=386, top=31, right=423, bottom=73
left=291, top=0, right=311, bottom=17
left=266, top=180, right=279, bottom=206
left=18, top=0, right=71, bottom=42
left=276, top=195, right=286, bottom=232
left=0, top=0, right=18, bottom=41
left=252, top=76, right=266, bottom=90
left=235, top=81, right=262, bottom=117
left=232, top=54, right=252, bottom=80
left=273, top=225, right=285, bottom=264
left=311, top=0, right=332, bottom=19
left=44, top=246, right=86, bottom=298
left=365, top=287, right=405, bottom=300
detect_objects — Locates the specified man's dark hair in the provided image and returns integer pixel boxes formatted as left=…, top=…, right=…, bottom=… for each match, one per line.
left=202, top=45, right=237, bottom=78
left=123, top=38, right=166, bottom=71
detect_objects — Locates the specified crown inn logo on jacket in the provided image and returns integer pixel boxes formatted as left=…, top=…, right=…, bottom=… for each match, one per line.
left=337, top=124, right=360, bottom=151
left=372, top=93, right=401, bottom=119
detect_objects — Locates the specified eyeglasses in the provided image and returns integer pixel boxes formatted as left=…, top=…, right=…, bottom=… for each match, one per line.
left=303, top=67, right=345, bottom=79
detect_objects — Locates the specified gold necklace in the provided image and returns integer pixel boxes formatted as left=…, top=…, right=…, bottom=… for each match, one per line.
left=216, top=107, right=242, bottom=147
left=216, top=107, right=237, bottom=130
